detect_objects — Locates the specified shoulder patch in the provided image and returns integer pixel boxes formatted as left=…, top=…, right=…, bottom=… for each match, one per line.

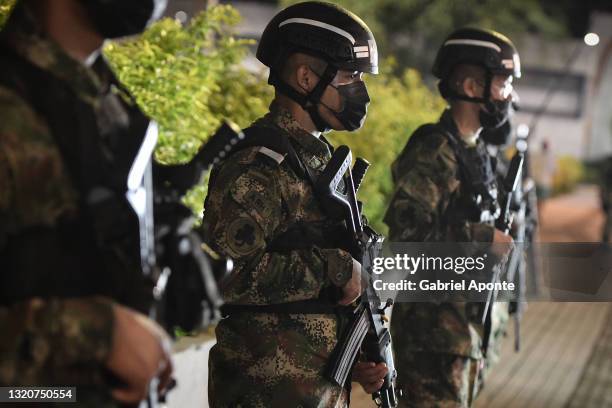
left=225, top=217, right=265, bottom=257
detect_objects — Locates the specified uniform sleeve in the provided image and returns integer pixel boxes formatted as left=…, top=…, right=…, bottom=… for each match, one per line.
left=0, top=86, right=77, bottom=244
left=203, top=154, right=353, bottom=305
left=0, top=297, right=115, bottom=386
left=384, top=135, right=494, bottom=243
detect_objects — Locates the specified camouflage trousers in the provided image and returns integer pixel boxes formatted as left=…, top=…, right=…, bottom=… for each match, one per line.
left=208, top=314, right=349, bottom=408
left=396, top=351, right=482, bottom=408
left=480, top=302, right=509, bottom=386
left=208, top=345, right=348, bottom=408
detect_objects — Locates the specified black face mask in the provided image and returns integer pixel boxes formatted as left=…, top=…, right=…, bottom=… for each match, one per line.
left=327, top=81, right=371, bottom=131
left=83, top=0, right=167, bottom=39
left=480, top=99, right=511, bottom=129
left=481, top=119, right=512, bottom=146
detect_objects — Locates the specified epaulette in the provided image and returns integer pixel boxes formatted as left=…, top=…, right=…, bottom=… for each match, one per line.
left=256, top=146, right=286, bottom=165
left=219, top=125, right=311, bottom=182
left=409, top=124, right=452, bottom=152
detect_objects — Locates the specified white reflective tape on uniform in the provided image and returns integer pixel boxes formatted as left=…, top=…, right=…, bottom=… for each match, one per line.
left=279, top=18, right=356, bottom=44
left=356, top=52, right=369, bottom=58
left=444, top=39, right=502, bottom=53
left=353, top=46, right=369, bottom=52
left=258, top=147, right=286, bottom=164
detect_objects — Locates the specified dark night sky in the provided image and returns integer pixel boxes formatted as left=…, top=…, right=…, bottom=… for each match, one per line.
left=555, top=0, right=612, bottom=37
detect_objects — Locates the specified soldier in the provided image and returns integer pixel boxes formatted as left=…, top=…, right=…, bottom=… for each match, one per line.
left=384, top=28, right=519, bottom=407
left=203, top=2, right=388, bottom=407
left=0, top=0, right=173, bottom=405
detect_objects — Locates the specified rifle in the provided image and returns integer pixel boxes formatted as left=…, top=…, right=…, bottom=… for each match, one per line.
left=481, top=142, right=525, bottom=354
left=315, top=145, right=398, bottom=408
left=505, top=128, right=531, bottom=351
left=126, top=121, right=243, bottom=408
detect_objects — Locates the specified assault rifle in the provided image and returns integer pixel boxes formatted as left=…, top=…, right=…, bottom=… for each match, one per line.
left=504, top=129, right=532, bottom=351
left=481, top=141, right=525, bottom=354
left=315, top=145, right=398, bottom=408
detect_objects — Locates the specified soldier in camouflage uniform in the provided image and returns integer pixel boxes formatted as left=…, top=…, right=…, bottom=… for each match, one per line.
left=384, top=28, right=520, bottom=407
left=203, top=2, right=388, bottom=407
left=0, top=0, right=173, bottom=405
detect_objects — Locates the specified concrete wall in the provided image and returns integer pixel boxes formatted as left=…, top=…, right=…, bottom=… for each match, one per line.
left=512, top=12, right=612, bottom=161
left=585, top=12, right=612, bottom=161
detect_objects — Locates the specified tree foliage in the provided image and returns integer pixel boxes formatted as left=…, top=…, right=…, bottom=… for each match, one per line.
left=104, top=6, right=273, bottom=214
left=0, top=0, right=15, bottom=28
left=105, top=7, right=272, bottom=163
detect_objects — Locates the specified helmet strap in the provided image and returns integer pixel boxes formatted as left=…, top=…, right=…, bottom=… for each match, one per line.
left=269, top=64, right=338, bottom=132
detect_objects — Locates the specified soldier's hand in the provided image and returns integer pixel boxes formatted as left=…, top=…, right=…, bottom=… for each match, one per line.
left=353, top=361, right=388, bottom=393
left=492, top=228, right=514, bottom=260
left=338, top=258, right=362, bottom=305
left=106, top=304, right=173, bottom=404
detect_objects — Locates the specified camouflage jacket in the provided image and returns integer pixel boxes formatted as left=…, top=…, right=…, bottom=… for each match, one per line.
left=384, top=110, right=496, bottom=244
left=384, top=110, right=498, bottom=358
left=203, top=104, right=354, bottom=407
left=0, top=4, right=137, bottom=398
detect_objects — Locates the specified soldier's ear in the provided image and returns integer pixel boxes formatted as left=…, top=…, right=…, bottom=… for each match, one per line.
left=463, top=77, right=480, bottom=98
left=295, top=64, right=315, bottom=94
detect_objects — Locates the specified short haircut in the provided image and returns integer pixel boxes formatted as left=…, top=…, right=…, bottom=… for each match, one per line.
left=280, top=52, right=328, bottom=83
left=448, top=63, right=486, bottom=96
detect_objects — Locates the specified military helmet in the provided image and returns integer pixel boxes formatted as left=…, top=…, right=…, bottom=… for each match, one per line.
left=257, top=1, right=378, bottom=74
left=432, top=27, right=521, bottom=80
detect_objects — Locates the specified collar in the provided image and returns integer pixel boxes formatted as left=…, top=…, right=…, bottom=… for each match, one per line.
left=1, top=3, right=103, bottom=103
left=265, top=102, right=332, bottom=169
left=439, top=109, right=481, bottom=148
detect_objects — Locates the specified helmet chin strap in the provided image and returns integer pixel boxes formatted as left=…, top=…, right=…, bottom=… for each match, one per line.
left=268, top=64, right=338, bottom=132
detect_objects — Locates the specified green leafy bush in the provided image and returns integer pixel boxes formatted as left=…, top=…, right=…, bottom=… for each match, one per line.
left=0, top=0, right=15, bottom=28
left=104, top=6, right=273, bottom=215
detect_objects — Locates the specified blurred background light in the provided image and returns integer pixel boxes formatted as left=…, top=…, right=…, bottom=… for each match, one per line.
left=584, top=32, right=600, bottom=46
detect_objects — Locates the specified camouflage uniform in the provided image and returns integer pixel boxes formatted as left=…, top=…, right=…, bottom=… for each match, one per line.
left=203, top=104, right=354, bottom=408
left=0, top=298, right=117, bottom=406
left=0, top=4, right=150, bottom=405
left=384, top=110, right=505, bottom=407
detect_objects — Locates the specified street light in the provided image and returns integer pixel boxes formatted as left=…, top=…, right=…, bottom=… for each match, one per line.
left=584, top=32, right=600, bottom=47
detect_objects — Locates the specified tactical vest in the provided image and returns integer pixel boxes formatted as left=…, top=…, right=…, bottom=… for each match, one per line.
left=0, top=45, right=153, bottom=313
left=407, top=121, right=500, bottom=231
